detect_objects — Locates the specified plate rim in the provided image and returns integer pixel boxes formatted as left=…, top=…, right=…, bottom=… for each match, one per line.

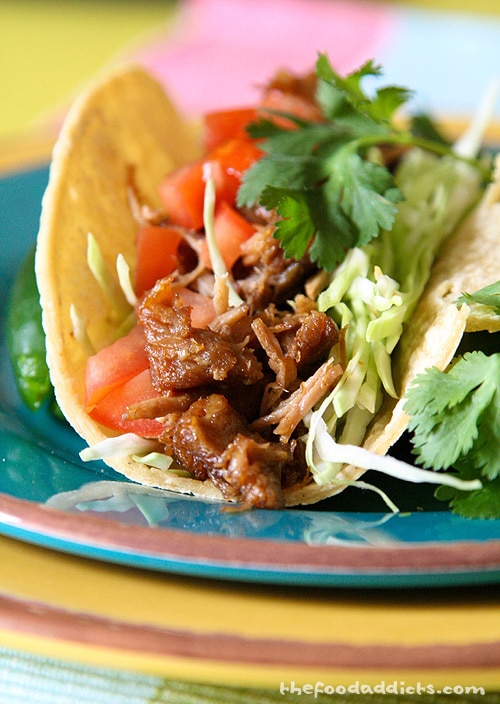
left=0, top=492, right=499, bottom=586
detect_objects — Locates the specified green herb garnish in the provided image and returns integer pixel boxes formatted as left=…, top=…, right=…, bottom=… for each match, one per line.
left=405, top=350, right=500, bottom=519
left=238, top=53, right=489, bottom=271
left=458, top=279, right=500, bottom=315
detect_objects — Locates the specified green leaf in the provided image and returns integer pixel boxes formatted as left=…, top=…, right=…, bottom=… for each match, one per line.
left=410, top=112, right=451, bottom=146
left=466, top=392, right=500, bottom=481
left=316, top=54, right=411, bottom=126
left=370, top=84, right=413, bottom=123
left=458, top=279, right=500, bottom=315
left=238, top=152, right=321, bottom=208
left=309, top=187, right=358, bottom=269
left=315, top=55, right=380, bottom=114
left=405, top=351, right=500, bottom=478
left=436, top=475, right=500, bottom=519
left=405, top=351, right=500, bottom=518
left=247, top=119, right=335, bottom=154
left=329, top=150, right=403, bottom=245
left=262, top=188, right=315, bottom=261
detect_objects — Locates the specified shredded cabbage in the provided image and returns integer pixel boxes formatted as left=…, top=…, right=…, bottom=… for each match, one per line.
left=307, top=415, right=482, bottom=512
left=132, top=452, right=191, bottom=477
left=87, top=233, right=131, bottom=321
left=116, top=252, right=138, bottom=307
left=69, top=304, right=95, bottom=356
left=80, top=433, right=160, bottom=461
left=202, top=166, right=244, bottom=307
left=309, top=148, right=482, bottom=485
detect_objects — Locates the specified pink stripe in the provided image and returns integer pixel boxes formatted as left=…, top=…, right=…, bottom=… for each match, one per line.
left=133, top=0, right=396, bottom=114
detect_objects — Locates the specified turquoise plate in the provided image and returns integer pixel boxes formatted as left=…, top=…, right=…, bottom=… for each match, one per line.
left=1, top=164, right=500, bottom=588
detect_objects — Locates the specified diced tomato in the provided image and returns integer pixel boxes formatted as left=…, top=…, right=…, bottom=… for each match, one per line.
left=175, top=288, right=216, bottom=328
left=85, top=325, right=150, bottom=410
left=206, top=139, right=263, bottom=207
left=135, top=224, right=182, bottom=296
left=158, top=160, right=205, bottom=230
left=200, top=201, right=256, bottom=271
left=202, top=108, right=257, bottom=152
left=260, top=89, right=323, bottom=128
left=88, top=368, right=164, bottom=437
left=158, top=137, right=263, bottom=231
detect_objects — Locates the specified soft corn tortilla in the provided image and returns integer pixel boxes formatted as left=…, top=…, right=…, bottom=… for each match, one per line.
left=36, top=65, right=500, bottom=506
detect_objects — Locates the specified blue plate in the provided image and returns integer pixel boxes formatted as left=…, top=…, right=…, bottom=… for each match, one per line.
left=1, top=164, right=500, bottom=588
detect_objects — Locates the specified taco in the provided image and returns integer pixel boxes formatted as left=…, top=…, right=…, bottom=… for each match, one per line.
left=35, top=59, right=498, bottom=509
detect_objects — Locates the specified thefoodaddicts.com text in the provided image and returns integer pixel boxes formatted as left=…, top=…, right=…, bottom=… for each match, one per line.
left=279, top=680, right=486, bottom=697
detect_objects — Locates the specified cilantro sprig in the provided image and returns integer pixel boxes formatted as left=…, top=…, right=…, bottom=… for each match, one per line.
left=405, top=281, right=500, bottom=518
left=238, top=54, right=489, bottom=271
left=405, top=352, right=500, bottom=519
left=403, top=281, right=500, bottom=518
left=405, top=352, right=500, bottom=478
left=403, top=279, right=500, bottom=520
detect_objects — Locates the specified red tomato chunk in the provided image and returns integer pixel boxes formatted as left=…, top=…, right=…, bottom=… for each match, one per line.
left=85, top=325, right=150, bottom=410
left=158, top=138, right=262, bottom=230
left=158, top=160, right=206, bottom=230
left=207, top=139, right=263, bottom=206
left=135, top=224, right=182, bottom=296
left=202, top=107, right=257, bottom=152
left=88, top=368, right=164, bottom=437
left=200, top=201, right=256, bottom=270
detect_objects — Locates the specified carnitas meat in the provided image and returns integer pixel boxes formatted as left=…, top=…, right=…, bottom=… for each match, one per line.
left=136, top=267, right=342, bottom=508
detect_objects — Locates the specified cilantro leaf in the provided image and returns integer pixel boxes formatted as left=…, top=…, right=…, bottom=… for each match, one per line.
left=404, top=351, right=500, bottom=518
left=261, top=187, right=315, bottom=261
left=435, top=475, right=500, bottom=520
left=457, top=279, right=500, bottom=315
left=254, top=149, right=403, bottom=269
left=247, top=118, right=336, bottom=152
left=410, top=113, right=451, bottom=147
left=238, top=152, right=322, bottom=209
left=316, top=55, right=412, bottom=125
left=405, top=352, right=500, bottom=476
left=238, top=52, right=479, bottom=272
left=262, top=185, right=358, bottom=269
left=308, top=184, right=359, bottom=269
left=327, top=148, right=403, bottom=245
left=370, top=85, right=414, bottom=123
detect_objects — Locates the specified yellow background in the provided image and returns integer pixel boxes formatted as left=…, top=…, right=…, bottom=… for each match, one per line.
left=1, top=0, right=499, bottom=140
left=0, top=1, right=174, bottom=139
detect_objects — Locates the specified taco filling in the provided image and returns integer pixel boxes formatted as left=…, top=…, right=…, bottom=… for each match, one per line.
left=36, top=56, right=498, bottom=510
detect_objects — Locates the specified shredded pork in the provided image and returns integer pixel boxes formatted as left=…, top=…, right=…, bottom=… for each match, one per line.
left=135, top=269, right=340, bottom=507
left=159, top=394, right=290, bottom=508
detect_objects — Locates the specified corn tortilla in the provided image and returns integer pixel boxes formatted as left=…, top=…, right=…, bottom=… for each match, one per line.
left=36, top=65, right=500, bottom=506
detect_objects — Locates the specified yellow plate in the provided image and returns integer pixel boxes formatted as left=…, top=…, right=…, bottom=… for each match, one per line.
left=0, top=532, right=499, bottom=691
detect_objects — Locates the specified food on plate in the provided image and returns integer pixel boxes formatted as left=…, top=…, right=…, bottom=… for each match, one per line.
left=32, top=56, right=500, bottom=512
